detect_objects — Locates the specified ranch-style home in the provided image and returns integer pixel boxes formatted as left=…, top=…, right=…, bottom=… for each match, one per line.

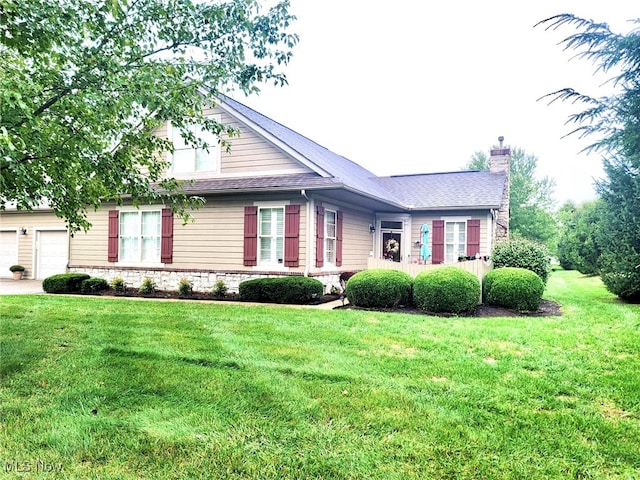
left=0, top=95, right=510, bottom=292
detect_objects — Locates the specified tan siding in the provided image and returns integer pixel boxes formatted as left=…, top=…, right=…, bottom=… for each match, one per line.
left=71, top=197, right=308, bottom=273
left=0, top=210, right=67, bottom=277
left=340, top=208, right=374, bottom=271
left=219, top=110, right=313, bottom=175
left=309, top=202, right=374, bottom=274
left=157, top=106, right=313, bottom=178
left=173, top=197, right=307, bottom=272
left=409, top=213, right=490, bottom=261
left=70, top=208, right=110, bottom=266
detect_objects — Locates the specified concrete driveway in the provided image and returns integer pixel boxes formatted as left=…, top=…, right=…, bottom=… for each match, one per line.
left=0, top=279, right=44, bottom=294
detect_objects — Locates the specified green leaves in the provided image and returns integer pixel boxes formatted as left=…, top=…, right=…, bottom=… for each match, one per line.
left=539, top=13, right=640, bottom=301
left=0, top=0, right=297, bottom=232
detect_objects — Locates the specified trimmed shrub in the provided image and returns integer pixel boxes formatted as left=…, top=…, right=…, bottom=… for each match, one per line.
left=80, top=277, right=109, bottom=294
left=345, top=269, right=413, bottom=308
left=111, top=277, right=126, bottom=293
left=492, top=238, right=551, bottom=284
left=483, top=267, right=545, bottom=311
left=212, top=279, right=228, bottom=297
left=413, top=267, right=480, bottom=314
left=178, top=278, right=193, bottom=297
left=42, top=273, right=91, bottom=294
left=139, top=277, right=156, bottom=295
left=239, top=276, right=324, bottom=304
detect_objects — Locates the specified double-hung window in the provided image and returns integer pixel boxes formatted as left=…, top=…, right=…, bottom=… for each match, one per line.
left=445, top=221, right=466, bottom=263
left=324, top=209, right=337, bottom=265
left=119, top=211, right=161, bottom=262
left=259, top=207, right=284, bottom=266
left=171, top=116, right=220, bottom=174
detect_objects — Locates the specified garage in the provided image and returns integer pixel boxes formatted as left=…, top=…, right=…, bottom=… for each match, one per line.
left=0, top=230, right=19, bottom=278
left=36, top=230, right=69, bottom=279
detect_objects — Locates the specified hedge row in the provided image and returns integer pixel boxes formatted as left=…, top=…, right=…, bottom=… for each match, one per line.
left=345, top=267, right=545, bottom=314
left=239, top=276, right=324, bottom=304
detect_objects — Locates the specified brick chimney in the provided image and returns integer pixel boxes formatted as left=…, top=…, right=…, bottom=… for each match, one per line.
left=489, top=136, right=510, bottom=242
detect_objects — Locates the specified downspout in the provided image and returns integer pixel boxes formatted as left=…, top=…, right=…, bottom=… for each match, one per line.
left=301, top=189, right=312, bottom=277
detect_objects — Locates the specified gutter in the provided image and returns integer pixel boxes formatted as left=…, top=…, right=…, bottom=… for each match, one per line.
left=301, top=189, right=313, bottom=277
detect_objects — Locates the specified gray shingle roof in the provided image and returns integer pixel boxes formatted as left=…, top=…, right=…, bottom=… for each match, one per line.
left=374, top=171, right=507, bottom=209
left=218, top=95, right=506, bottom=211
left=220, top=95, right=401, bottom=206
left=182, top=173, right=339, bottom=193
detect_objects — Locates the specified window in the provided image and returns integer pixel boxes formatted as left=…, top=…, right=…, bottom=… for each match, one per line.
left=119, top=211, right=161, bottom=262
left=259, top=207, right=284, bottom=265
left=445, top=221, right=466, bottom=263
left=325, top=209, right=337, bottom=264
left=171, top=117, right=220, bottom=174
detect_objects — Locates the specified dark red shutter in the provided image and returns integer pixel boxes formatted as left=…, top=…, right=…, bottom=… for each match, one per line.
left=336, top=210, right=343, bottom=267
left=108, top=210, right=119, bottom=262
left=316, top=205, right=325, bottom=267
left=284, top=204, right=300, bottom=267
left=466, top=219, right=480, bottom=257
left=161, top=208, right=174, bottom=263
left=244, top=206, right=258, bottom=266
left=431, top=220, right=445, bottom=264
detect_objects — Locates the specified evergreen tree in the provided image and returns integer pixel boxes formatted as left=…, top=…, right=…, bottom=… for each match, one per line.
left=539, top=14, right=640, bottom=301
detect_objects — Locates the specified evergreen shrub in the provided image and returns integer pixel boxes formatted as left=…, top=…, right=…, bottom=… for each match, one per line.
left=42, top=273, right=91, bottom=294
left=80, top=277, right=109, bottom=294
left=239, top=276, right=323, bottom=304
left=413, top=267, right=480, bottom=314
left=483, top=267, right=544, bottom=311
left=492, top=238, right=551, bottom=284
left=345, top=269, right=413, bottom=308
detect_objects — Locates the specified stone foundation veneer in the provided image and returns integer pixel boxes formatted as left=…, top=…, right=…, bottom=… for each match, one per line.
left=68, top=266, right=343, bottom=295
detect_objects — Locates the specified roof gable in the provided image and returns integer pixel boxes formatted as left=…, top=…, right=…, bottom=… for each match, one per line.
left=215, top=95, right=506, bottom=212
left=218, top=95, right=400, bottom=206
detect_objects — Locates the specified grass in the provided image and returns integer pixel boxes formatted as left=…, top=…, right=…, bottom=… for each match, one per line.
left=1, top=270, right=639, bottom=479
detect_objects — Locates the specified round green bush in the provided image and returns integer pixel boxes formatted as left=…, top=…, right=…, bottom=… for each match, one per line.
left=483, top=267, right=544, bottom=311
left=413, top=267, right=480, bottom=314
left=80, top=277, right=109, bottom=294
left=345, top=269, right=413, bottom=308
left=239, top=276, right=323, bottom=304
left=492, top=238, right=551, bottom=284
left=42, top=273, right=91, bottom=293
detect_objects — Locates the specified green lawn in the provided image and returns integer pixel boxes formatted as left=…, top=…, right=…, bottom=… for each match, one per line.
left=1, top=270, right=639, bottom=479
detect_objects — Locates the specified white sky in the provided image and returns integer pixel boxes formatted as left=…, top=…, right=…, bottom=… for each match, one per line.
left=240, top=1, right=639, bottom=207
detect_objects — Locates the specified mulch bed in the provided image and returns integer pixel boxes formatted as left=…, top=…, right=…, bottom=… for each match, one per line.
left=91, top=289, right=562, bottom=317
left=337, top=299, right=562, bottom=318
left=92, top=289, right=341, bottom=305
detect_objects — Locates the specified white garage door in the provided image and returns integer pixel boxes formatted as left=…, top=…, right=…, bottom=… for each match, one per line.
left=36, top=230, right=69, bottom=279
left=0, top=231, right=18, bottom=278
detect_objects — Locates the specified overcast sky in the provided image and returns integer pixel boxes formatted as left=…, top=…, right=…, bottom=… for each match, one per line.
left=239, top=1, right=639, bottom=207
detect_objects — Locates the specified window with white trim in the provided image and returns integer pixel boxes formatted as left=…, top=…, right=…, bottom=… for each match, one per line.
left=445, top=221, right=466, bottom=264
left=259, top=207, right=284, bottom=266
left=171, top=116, right=220, bottom=174
left=119, top=211, right=161, bottom=262
left=325, top=209, right=337, bottom=265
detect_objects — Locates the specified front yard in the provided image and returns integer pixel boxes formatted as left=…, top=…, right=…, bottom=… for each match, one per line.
left=1, top=271, right=639, bottom=479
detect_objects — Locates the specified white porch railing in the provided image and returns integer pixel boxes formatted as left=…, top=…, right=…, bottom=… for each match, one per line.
left=367, top=258, right=493, bottom=283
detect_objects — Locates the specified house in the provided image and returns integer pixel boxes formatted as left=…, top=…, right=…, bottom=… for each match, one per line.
left=0, top=96, right=510, bottom=292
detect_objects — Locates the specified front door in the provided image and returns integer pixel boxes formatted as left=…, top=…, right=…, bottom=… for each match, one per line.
left=382, top=232, right=401, bottom=262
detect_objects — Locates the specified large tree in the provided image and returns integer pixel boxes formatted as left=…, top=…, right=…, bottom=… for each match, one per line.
left=0, top=0, right=297, bottom=232
left=556, top=200, right=604, bottom=275
left=539, top=14, right=640, bottom=301
left=466, top=147, right=557, bottom=248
